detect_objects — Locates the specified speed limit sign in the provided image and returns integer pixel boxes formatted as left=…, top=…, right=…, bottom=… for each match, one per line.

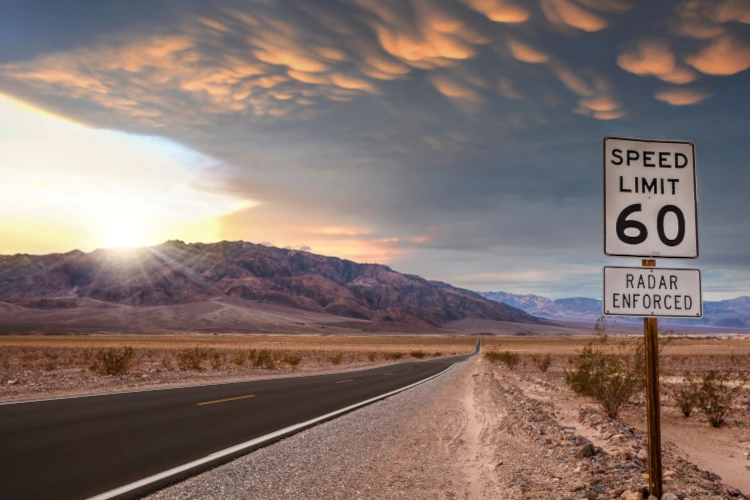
left=604, top=137, right=698, bottom=258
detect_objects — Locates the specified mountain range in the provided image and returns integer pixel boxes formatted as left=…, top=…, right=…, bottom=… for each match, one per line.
left=480, top=291, right=750, bottom=329
left=0, top=240, right=536, bottom=333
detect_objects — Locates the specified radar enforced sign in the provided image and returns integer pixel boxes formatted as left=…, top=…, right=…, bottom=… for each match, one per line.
left=603, top=266, right=703, bottom=318
left=604, top=137, right=698, bottom=258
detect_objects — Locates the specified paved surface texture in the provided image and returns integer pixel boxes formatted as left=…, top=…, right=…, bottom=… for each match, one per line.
left=0, top=350, right=473, bottom=500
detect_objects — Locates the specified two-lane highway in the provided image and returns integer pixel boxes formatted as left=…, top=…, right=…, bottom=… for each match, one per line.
left=0, top=345, right=476, bottom=500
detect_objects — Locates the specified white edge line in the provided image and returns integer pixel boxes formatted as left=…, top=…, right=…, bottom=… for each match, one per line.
left=85, top=361, right=462, bottom=500
left=0, top=355, right=468, bottom=407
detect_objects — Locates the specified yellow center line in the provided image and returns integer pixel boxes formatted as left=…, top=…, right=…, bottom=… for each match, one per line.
left=196, top=394, right=255, bottom=406
left=336, top=379, right=354, bottom=384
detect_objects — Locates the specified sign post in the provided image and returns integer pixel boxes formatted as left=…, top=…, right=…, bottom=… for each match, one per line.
left=603, top=137, right=701, bottom=499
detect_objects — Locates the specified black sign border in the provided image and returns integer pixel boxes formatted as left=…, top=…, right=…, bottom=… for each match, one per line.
left=602, top=265, right=703, bottom=318
left=603, top=136, right=699, bottom=259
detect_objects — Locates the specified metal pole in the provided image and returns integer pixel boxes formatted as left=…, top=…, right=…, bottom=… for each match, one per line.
left=642, top=258, right=662, bottom=498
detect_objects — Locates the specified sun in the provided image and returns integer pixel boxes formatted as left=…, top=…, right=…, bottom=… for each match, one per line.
left=101, top=213, right=147, bottom=249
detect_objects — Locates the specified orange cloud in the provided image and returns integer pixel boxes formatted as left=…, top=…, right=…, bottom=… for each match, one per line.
left=654, top=88, right=711, bottom=105
left=549, top=62, right=594, bottom=97
left=593, top=110, right=626, bottom=120
left=506, top=38, right=549, bottom=63
left=330, top=74, right=377, bottom=93
left=357, top=0, right=487, bottom=69
left=430, top=75, right=482, bottom=102
left=580, top=96, right=618, bottom=112
left=541, top=0, right=608, bottom=32
left=462, top=0, right=531, bottom=23
left=617, top=39, right=697, bottom=84
left=686, top=35, right=750, bottom=75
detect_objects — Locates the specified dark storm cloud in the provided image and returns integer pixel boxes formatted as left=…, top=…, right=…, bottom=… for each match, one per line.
left=1, top=0, right=749, bottom=298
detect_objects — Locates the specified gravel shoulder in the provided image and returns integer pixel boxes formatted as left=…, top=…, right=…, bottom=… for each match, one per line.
left=147, top=356, right=745, bottom=500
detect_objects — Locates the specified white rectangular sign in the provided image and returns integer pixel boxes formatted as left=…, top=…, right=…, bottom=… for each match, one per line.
left=603, top=266, right=702, bottom=318
left=604, top=137, right=698, bottom=258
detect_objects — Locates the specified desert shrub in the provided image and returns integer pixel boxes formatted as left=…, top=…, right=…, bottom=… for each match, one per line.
left=232, top=351, right=246, bottom=366
left=671, top=373, right=701, bottom=417
left=90, top=347, right=135, bottom=375
left=534, top=354, right=553, bottom=373
left=21, top=352, right=39, bottom=367
left=565, top=319, right=645, bottom=419
left=384, top=352, right=403, bottom=360
left=176, top=346, right=212, bottom=370
left=252, top=349, right=276, bottom=369
left=485, top=351, right=520, bottom=369
left=367, top=352, right=378, bottom=362
left=410, top=350, right=426, bottom=359
left=209, top=351, right=225, bottom=369
left=43, top=350, right=59, bottom=361
left=44, top=361, right=58, bottom=371
left=329, top=353, right=344, bottom=365
left=433, top=352, right=443, bottom=357
left=283, top=354, right=302, bottom=367
left=697, top=370, right=746, bottom=427
left=160, top=356, right=173, bottom=370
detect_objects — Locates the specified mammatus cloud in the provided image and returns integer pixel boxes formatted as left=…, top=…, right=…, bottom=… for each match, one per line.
left=654, top=87, right=711, bottom=105
left=1, top=0, right=750, bottom=298
left=461, top=0, right=531, bottom=23
left=685, top=35, right=750, bottom=75
left=506, top=38, right=549, bottom=63
left=617, top=39, right=696, bottom=84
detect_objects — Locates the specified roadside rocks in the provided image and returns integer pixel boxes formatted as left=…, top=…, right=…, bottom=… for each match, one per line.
left=577, top=406, right=747, bottom=499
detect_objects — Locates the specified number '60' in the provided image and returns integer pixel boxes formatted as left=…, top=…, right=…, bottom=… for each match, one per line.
left=616, top=204, right=686, bottom=247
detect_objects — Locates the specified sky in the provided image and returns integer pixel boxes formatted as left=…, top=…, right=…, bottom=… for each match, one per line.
left=1, top=0, right=749, bottom=300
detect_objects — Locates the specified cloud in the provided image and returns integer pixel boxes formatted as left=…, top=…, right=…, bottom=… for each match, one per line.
left=2, top=0, right=750, bottom=298
left=670, top=0, right=750, bottom=39
left=356, top=0, right=488, bottom=69
left=541, top=0, right=608, bottom=32
left=506, top=38, right=549, bottom=63
left=461, top=0, right=531, bottom=23
left=686, top=35, right=750, bottom=75
left=617, top=39, right=697, bottom=84
left=655, top=87, right=711, bottom=105
left=430, top=74, right=482, bottom=102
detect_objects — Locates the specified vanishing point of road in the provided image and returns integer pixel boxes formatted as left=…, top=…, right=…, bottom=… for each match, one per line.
left=0, top=344, right=477, bottom=500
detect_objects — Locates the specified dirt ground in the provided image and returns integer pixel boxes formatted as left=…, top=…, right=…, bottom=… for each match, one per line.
left=0, top=334, right=476, bottom=402
left=485, top=334, right=750, bottom=497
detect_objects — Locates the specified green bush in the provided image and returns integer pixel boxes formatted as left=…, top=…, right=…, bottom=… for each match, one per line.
left=485, top=350, right=520, bottom=369
left=534, top=354, right=553, bottom=373
left=231, top=351, right=246, bottom=366
left=671, top=373, right=701, bottom=417
left=329, top=353, right=344, bottom=365
left=90, top=347, right=135, bottom=375
left=565, top=319, right=645, bottom=419
left=251, top=349, right=276, bottom=369
left=698, top=370, right=746, bottom=427
left=176, top=346, right=212, bottom=370
left=209, top=351, right=225, bottom=369
left=283, top=354, right=302, bottom=367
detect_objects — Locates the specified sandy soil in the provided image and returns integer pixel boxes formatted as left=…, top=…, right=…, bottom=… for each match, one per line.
left=496, top=336, right=750, bottom=497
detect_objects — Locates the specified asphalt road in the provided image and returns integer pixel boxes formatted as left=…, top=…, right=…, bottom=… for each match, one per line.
left=0, top=346, right=476, bottom=500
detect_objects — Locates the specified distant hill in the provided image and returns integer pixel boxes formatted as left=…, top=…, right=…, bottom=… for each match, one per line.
left=0, top=241, right=537, bottom=331
left=480, top=291, right=750, bottom=328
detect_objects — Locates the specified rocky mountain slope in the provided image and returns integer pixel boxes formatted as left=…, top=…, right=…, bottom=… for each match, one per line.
left=0, top=241, right=536, bottom=328
left=481, top=291, right=750, bottom=328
